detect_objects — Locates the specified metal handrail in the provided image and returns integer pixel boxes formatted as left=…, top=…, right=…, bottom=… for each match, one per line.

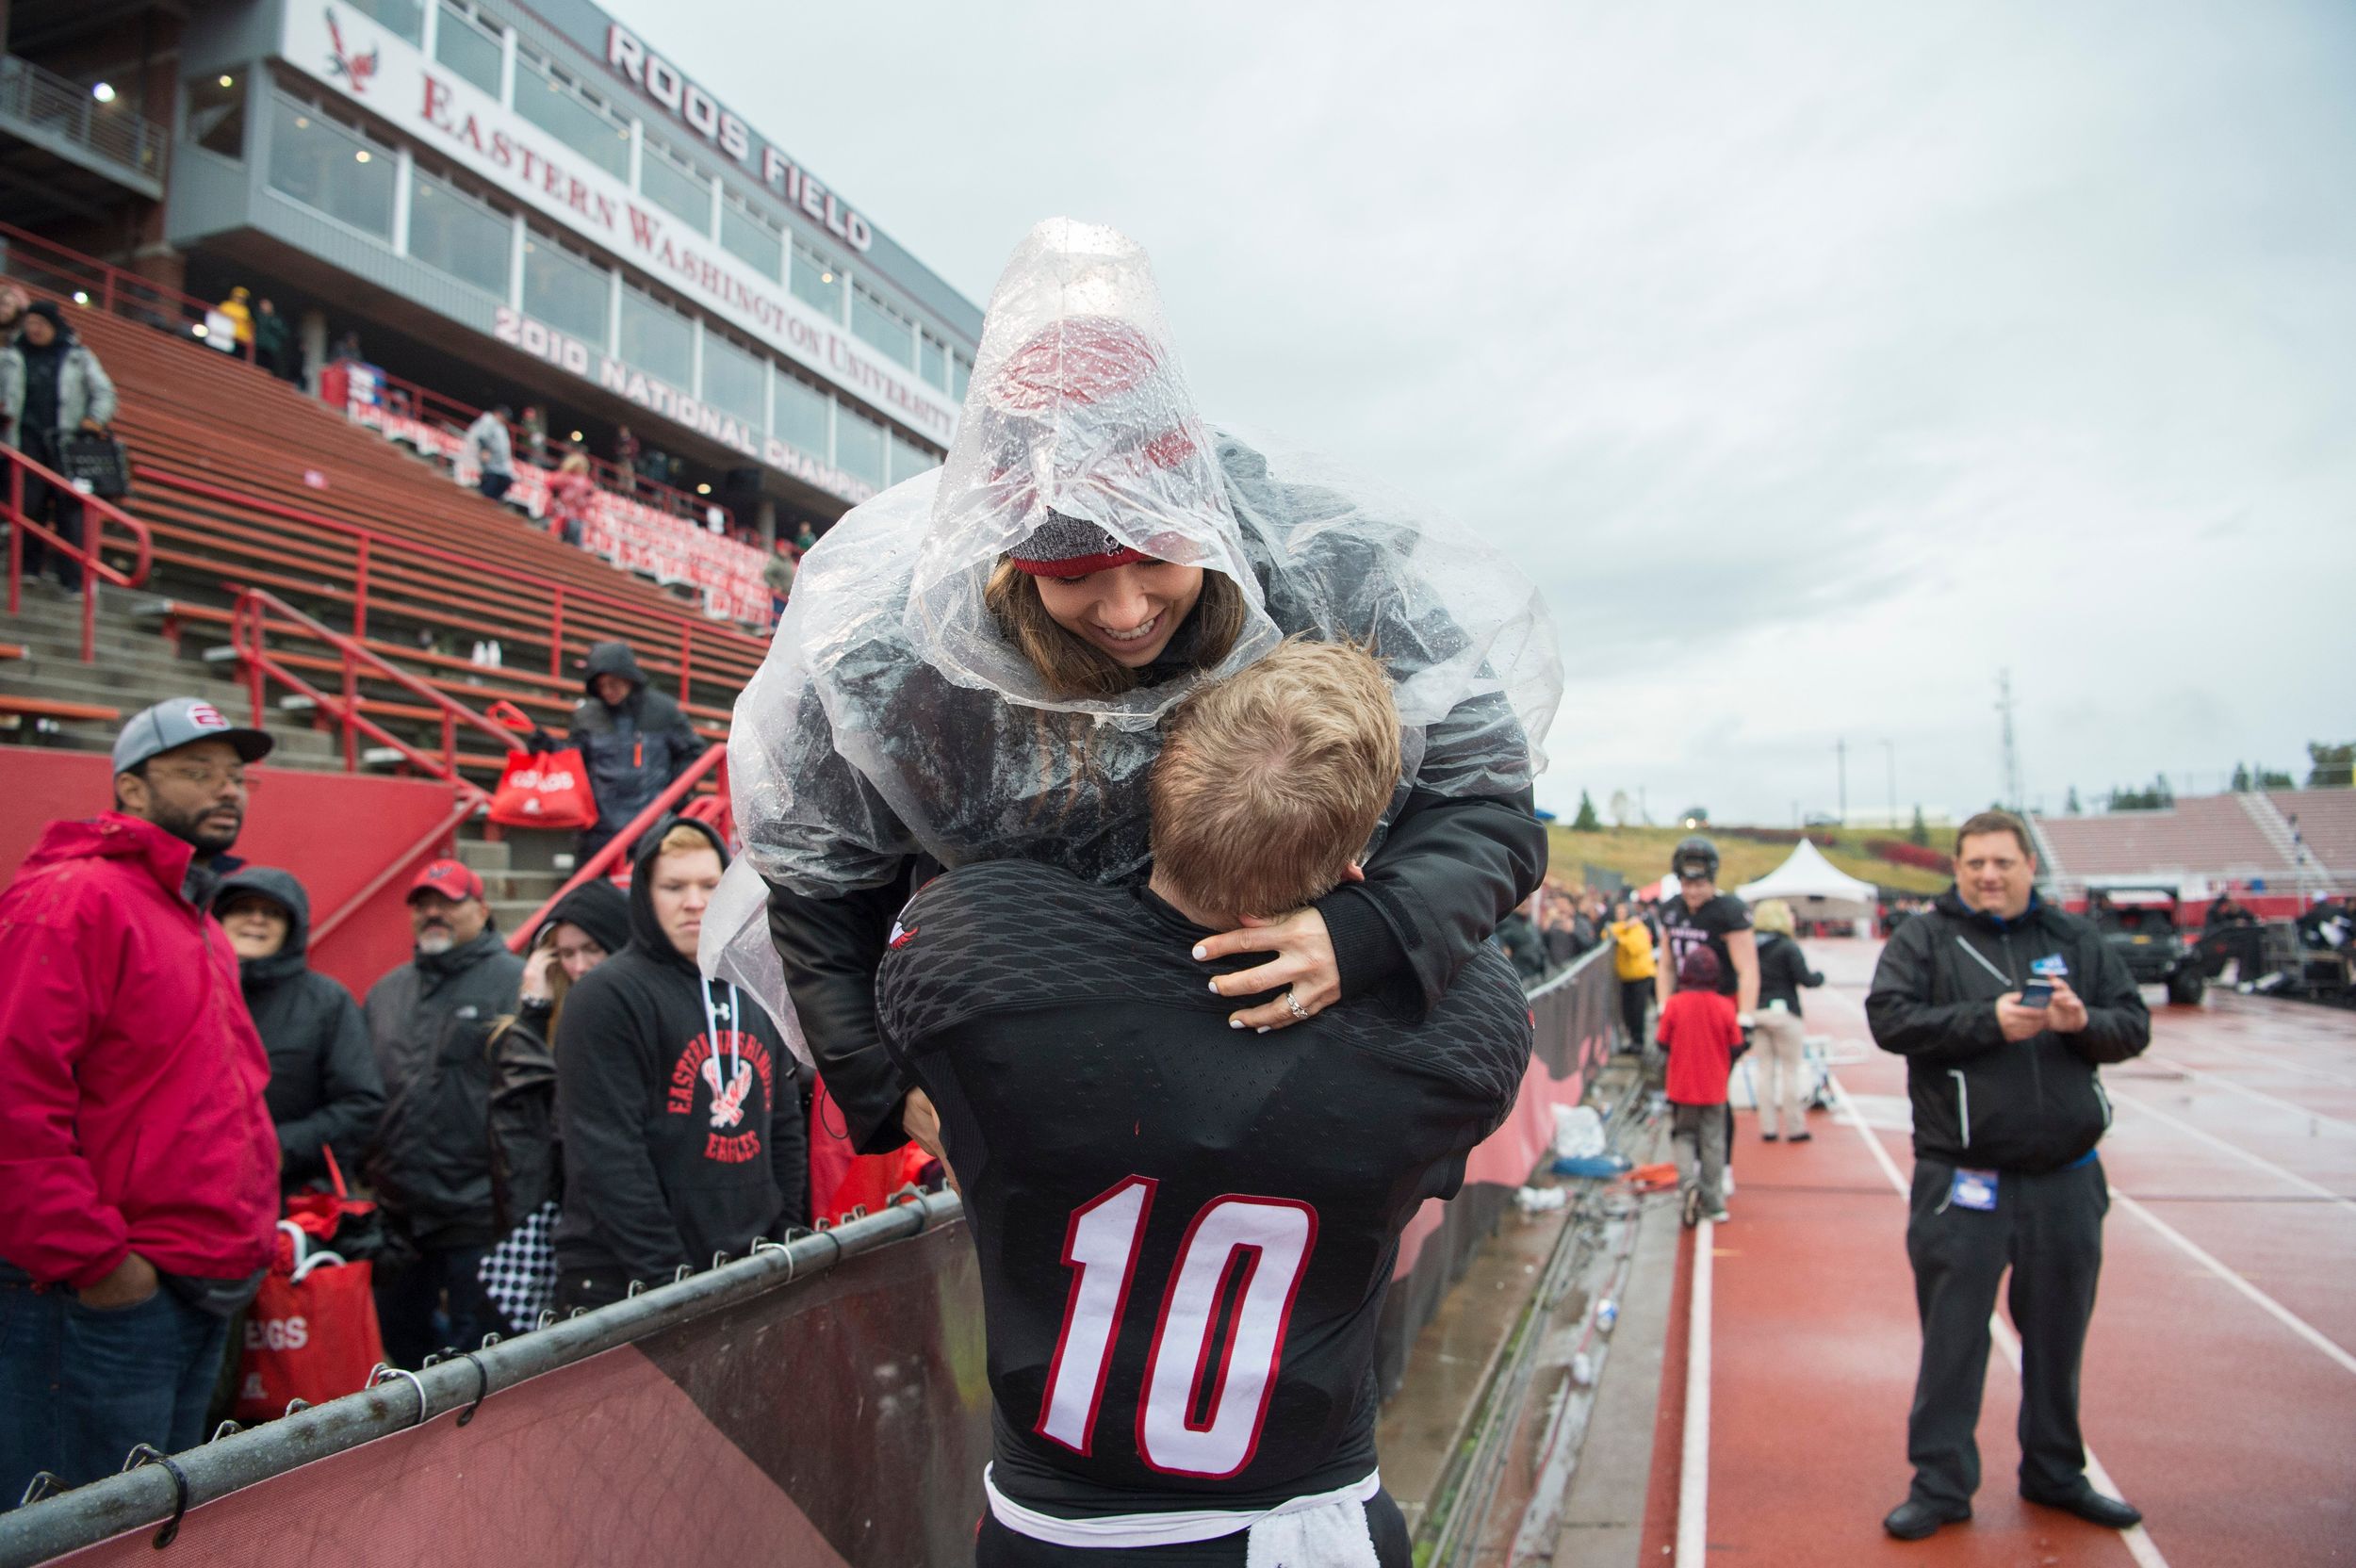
left=505, top=741, right=727, bottom=951
left=137, top=466, right=761, bottom=695
left=0, top=221, right=251, bottom=362
left=229, top=585, right=522, bottom=781
left=0, top=55, right=166, bottom=184
left=3, top=442, right=155, bottom=662
left=358, top=364, right=736, bottom=533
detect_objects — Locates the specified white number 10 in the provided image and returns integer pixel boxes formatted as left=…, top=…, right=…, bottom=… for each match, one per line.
left=1035, top=1176, right=1319, bottom=1478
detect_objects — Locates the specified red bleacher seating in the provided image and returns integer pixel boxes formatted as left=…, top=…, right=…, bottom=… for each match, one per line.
left=16, top=294, right=774, bottom=782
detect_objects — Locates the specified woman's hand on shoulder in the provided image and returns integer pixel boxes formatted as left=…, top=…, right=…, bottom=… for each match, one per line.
left=1197, top=906, right=1343, bottom=1034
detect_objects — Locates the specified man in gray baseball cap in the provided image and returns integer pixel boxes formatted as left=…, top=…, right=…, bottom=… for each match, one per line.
left=109, top=697, right=274, bottom=875
left=0, top=698, right=282, bottom=1496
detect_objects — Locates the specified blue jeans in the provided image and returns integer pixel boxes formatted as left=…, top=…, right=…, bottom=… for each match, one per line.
left=0, top=1271, right=230, bottom=1506
left=373, top=1245, right=494, bottom=1370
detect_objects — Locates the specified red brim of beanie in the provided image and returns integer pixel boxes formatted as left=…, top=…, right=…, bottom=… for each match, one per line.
left=1006, top=545, right=1154, bottom=577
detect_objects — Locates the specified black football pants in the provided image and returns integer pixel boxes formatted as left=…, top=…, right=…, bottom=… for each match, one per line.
left=1904, top=1155, right=2107, bottom=1508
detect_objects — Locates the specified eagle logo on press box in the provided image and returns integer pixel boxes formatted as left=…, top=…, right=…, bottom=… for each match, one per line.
left=325, top=8, right=380, bottom=95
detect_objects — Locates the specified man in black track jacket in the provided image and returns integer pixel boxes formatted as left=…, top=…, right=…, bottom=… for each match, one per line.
left=364, top=859, right=525, bottom=1367
left=553, top=818, right=807, bottom=1311
left=876, top=642, right=1530, bottom=1567
left=1867, top=810, right=2150, bottom=1543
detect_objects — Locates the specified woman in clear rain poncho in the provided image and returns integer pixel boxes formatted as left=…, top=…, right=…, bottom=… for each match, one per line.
left=706, top=219, right=1561, bottom=1155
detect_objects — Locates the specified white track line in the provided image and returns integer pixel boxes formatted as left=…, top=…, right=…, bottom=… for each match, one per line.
left=1828, top=1075, right=2170, bottom=1568
left=2164, top=1034, right=2356, bottom=1090
left=2109, top=1190, right=2356, bottom=1377
left=2142, top=1055, right=2356, bottom=1135
left=1675, top=1217, right=1713, bottom=1568
left=2111, top=1093, right=2356, bottom=1217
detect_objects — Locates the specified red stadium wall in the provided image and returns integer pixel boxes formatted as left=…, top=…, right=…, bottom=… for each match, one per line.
left=0, top=750, right=464, bottom=997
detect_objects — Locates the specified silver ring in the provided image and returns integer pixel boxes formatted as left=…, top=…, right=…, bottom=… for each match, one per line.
left=1284, top=990, right=1310, bottom=1022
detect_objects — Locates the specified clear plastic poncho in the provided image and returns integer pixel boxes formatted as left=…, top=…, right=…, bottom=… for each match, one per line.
left=706, top=219, right=1562, bottom=1063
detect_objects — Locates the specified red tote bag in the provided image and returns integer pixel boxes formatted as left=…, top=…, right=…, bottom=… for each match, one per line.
left=488, top=746, right=597, bottom=829
left=233, top=1224, right=386, bottom=1421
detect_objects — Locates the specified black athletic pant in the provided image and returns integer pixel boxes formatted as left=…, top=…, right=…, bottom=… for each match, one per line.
left=974, top=1489, right=1410, bottom=1568
left=1904, top=1155, right=2107, bottom=1508
left=1618, top=979, right=1650, bottom=1052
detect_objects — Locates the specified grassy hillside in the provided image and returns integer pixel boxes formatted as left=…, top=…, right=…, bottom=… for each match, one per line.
left=1544, top=824, right=1952, bottom=896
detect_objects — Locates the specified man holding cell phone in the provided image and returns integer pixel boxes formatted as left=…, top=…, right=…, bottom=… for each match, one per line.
left=1865, top=809, right=2151, bottom=1544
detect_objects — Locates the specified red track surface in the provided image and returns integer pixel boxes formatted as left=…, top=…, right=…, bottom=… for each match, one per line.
left=1639, top=940, right=2356, bottom=1567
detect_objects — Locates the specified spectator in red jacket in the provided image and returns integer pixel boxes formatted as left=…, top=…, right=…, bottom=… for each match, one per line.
left=1659, top=945, right=1742, bottom=1228
left=0, top=698, right=282, bottom=1502
left=547, top=450, right=597, bottom=548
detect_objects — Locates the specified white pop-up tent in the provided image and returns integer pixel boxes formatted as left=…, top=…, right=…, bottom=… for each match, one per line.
left=1734, top=839, right=1881, bottom=921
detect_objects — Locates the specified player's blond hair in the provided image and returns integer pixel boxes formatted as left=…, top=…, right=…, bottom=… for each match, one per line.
left=1148, top=639, right=1400, bottom=920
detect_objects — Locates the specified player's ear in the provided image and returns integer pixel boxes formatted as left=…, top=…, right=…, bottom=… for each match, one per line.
left=1339, top=861, right=1366, bottom=885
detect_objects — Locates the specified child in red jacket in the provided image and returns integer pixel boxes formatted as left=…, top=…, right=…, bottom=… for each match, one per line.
left=1660, top=946, right=1742, bottom=1225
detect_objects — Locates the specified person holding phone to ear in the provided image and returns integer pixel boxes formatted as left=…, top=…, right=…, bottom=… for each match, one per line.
left=1865, top=811, right=2151, bottom=1543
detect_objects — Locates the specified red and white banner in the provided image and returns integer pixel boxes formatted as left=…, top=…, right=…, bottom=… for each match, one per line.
left=347, top=398, right=776, bottom=627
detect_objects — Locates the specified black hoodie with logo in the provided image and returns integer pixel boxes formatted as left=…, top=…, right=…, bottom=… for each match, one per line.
left=1866, top=887, right=2150, bottom=1174
left=553, top=820, right=808, bottom=1282
left=215, top=866, right=384, bottom=1188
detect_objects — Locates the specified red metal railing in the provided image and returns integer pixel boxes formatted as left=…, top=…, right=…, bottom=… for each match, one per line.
left=358, top=364, right=732, bottom=534
left=2, top=220, right=737, bottom=532
left=3, top=444, right=155, bottom=662
left=139, top=466, right=761, bottom=703
left=0, top=220, right=256, bottom=364
left=506, top=740, right=728, bottom=951
left=229, top=584, right=522, bottom=782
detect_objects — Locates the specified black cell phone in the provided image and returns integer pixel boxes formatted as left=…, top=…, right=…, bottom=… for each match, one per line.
left=2020, top=979, right=2054, bottom=1007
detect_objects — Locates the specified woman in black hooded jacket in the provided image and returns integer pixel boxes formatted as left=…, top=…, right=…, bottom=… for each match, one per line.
left=214, top=867, right=384, bottom=1189
left=553, top=819, right=808, bottom=1310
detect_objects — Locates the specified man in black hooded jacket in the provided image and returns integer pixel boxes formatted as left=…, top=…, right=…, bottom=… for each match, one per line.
left=1867, top=810, right=2150, bottom=1543
left=214, top=867, right=384, bottom=1189
left=553, top=818, right=808, bottom=1310
left=569, top=642, right=707, bottom=865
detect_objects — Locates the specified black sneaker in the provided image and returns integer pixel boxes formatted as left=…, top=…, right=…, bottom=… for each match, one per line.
left=1760, top=1131, right=1779, bottom=1142
left=1788, top=1131, right=1813, bottom=1143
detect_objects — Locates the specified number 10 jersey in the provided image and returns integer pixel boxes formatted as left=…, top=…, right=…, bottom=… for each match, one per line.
left=876, top=860, right=1530, bottom=1520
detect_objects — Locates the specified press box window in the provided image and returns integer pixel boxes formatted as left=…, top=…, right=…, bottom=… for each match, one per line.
left=341, top=0, right=424, bottom=46
left=950, top=352, right=971, bottom=401
left=618, top=286, right=693, bottom=388
left=267, top=99, right=395, bottom=241
left=434, top=2, right=502, bottom=97
left=920, top=332, right=948, bottom=391
left=888, top=433, right=936, bottom=485
left=835, top=408, right=885, bottom=489
left=513, top=55, right=629, bottom=181
left=521, top=234, right=610, bottom=348
left=720, top=194, right=782, bottom=278
left=408, top=169, right=510, bottom=297
left=639, top=138, right=711, bottom=231
left=772, top=368, right=831, bottom=459
left=791, top=241, right=842, bottom=320
left=851, top=281, right=915, bottom=369
left=702, top=333, right=766, bottom=431
left=184, top=73, right=245, bottom=158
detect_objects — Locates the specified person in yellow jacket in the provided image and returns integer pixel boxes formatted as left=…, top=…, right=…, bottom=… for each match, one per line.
left=215, top=286, right=254, bottom=347
left=1606, top=899, right=1658, bottom=1053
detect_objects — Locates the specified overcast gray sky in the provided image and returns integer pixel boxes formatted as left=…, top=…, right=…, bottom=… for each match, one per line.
left=608, top=0, right=2356, bottom=825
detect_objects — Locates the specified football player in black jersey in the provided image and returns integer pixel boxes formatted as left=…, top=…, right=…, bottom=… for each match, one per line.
left=876, top=641, right=1532, bottom=1567
left=1654, top=835, right=1758, bottom=1025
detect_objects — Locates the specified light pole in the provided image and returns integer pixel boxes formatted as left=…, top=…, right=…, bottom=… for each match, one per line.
left=1882, top=740, right=1896, bottom=831
left=1837, top=739, right=1847, bottom=826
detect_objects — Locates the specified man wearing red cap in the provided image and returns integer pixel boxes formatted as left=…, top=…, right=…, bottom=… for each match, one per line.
left=362, top=858, right=524, bottom=1368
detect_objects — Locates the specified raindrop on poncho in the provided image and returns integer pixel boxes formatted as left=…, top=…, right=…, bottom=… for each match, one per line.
left=706, top=219, right=1562, bottom=1063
